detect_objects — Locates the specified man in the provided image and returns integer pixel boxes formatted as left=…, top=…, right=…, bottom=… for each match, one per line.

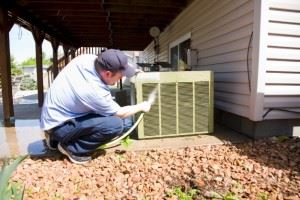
left=40, top=49, right=151, bottom=164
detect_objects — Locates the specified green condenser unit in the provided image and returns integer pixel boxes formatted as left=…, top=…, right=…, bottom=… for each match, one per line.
left=131, top=71, right=214, bottom=139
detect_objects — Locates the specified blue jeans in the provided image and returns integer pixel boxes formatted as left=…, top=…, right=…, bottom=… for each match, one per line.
left=51, top=114, right=132, bottom=155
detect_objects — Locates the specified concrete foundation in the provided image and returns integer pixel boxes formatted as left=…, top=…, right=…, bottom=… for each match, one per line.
left=215, top=108, right=300, bottom=139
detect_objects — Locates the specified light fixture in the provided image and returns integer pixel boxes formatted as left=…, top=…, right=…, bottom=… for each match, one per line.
left=149, top=26, right=160, bottom=61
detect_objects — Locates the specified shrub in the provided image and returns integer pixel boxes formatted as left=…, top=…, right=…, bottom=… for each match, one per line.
left=0, top=155, right=27, bottom=200
left=19, top=76, right=37, bottom=90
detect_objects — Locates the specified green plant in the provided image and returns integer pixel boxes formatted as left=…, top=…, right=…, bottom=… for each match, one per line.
left=21, top=52, right=51, bottom=66
left=26, top=186, right=34, bottom=197
left=121, top=136, right=133, bottom=148
left=21, top=57, right=36, bottom=66
left=0, top=155, right=27, bottom=200
left=222, top=192, right=240, bottom=200
left=20, top=76, right=37, bottom=90
left=116, top=154, right=125, bottom=161
left=11, top=56, right=23, bottom=76
left=11, top=68, right=23, bottom=76
left=258, top=192, right=268, bottom=200
left=54, top=193, right=64, bottom=200
left=167, top=187, right=198, bottom=200
left=276, top=135, right=289, bottom=142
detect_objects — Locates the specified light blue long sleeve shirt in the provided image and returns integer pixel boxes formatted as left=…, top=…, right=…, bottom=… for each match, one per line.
left=40, top=54, right=120, bottom=130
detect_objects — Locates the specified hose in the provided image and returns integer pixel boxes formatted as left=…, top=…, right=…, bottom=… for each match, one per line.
left=97, top=113, right=145, bottom=149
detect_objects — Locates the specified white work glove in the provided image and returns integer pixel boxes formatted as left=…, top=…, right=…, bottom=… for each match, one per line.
left=139, top=101, right=151, bottom=113
left=135, top=68, right=144, bottom=74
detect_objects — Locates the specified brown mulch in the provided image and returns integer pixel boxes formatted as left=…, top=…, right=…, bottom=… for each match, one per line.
left=10, top=137, right=300, bottom=200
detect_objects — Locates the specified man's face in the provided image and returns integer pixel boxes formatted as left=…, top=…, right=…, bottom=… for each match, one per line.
left=105, top=71, right=123, bottom=85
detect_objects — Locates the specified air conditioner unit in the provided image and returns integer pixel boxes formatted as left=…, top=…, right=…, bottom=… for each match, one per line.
left=131, top=71, right=214, bottom=139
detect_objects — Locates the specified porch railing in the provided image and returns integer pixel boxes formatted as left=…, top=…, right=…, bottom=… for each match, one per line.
left=46, top=47, right=106, bottom=86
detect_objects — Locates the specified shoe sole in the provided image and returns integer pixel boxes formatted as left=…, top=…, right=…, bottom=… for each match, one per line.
left=44, top=133, right=58, bottom=151
left=58, top=144, right=90, bottom=165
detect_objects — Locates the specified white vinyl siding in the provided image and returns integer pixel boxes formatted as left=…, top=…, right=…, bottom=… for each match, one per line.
left=142, top=0, right=254, bottom=119
left=139, top=32, right=169, bottom=63
left=264, top=0, right=300, bottom=119
left=140, top=42, right=155, bottom=63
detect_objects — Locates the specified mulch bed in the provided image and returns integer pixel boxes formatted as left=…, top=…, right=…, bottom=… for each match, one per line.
left=10, top=137, right=300, bottom=200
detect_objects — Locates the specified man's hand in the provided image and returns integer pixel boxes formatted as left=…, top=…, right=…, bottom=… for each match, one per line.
left=135, top=68, right=144, bottom=74
left=115, top=101, right=152, bottom=118
left=139, top=101, right=151, bottom=113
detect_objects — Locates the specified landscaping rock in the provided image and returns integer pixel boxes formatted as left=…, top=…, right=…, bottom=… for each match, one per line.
left=10, top=137, right=300, bottom=199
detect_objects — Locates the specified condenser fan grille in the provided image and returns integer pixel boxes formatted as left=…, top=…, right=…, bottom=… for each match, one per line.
left=178, top=82, right=194, bottom=134
left=134, top=71, right=213, bottom=139
left=160, top=83, right=177, bottom=136
left=142, top=83, right=159, bottom=137
left=195, top=81, right=209, bottom=132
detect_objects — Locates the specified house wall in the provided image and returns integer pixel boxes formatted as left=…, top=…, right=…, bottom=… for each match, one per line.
left=140, top=43, right=155, bottom=63
left=141, top=0, right=255, bottom=119
left=263, top=0, right=300, bottom=120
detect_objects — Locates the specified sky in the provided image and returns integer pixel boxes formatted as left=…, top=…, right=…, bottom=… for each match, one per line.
left=9, top=24, right=62, bottom=64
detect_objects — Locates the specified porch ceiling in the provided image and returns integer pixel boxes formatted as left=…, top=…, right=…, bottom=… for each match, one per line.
left=4, top=0, right=193, bottom=50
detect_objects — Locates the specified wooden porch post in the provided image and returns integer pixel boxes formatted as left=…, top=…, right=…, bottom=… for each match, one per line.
left=63, top=44, right=69, bottom=66
left=0, top=5, right=14, bottom=126
left=32, top=26, right=45, bottom=107
left=50, top=38, right=59, bottom=78
left=70, top=48, right=76, bottom=59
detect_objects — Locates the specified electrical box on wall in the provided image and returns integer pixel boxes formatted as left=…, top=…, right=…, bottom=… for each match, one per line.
left=187, top=49, right=198, bottom=66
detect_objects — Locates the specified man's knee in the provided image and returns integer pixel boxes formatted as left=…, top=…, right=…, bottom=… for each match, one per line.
left=113, top=117, right=124, bottom=134
left=104, top=116, right=124, bottom=135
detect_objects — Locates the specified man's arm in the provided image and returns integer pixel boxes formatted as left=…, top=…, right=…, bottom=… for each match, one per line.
left=115, top=69, right=150, bottom=118
left=115, top=101, right=151, bottom=118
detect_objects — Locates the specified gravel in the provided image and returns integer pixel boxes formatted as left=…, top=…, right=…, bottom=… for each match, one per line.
left=10, top=137, right=300, bottom=200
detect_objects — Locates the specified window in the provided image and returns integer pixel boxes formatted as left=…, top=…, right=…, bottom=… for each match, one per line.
left=169, top=33, right=191, bottom=71
left=170, top=46, right=178, bottom=70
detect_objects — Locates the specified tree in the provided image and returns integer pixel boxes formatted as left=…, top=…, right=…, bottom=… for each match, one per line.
left=42, top=52, right=51, bottom=65
left=11, top=55, right=22, bottom=76
left=21, top=57, right=35, bottom=66
left=20, top=51, right=51, bottom=66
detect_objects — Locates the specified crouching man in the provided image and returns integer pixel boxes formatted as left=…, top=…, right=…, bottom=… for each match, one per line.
left=40, top=49, right=151, bottom=164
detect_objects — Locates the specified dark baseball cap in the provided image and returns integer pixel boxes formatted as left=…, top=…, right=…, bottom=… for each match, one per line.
left=97, top=49, right=136, bottom=77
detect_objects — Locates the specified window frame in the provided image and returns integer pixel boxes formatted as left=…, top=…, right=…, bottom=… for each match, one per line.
left=169, top=32, right=191, bottom=70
